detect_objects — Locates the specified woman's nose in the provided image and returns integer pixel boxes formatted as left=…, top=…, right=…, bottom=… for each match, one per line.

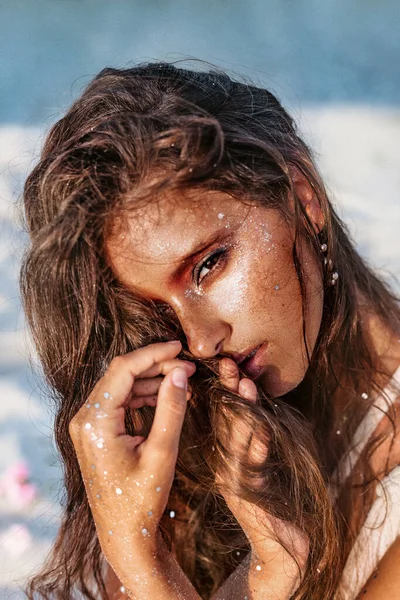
left=185, top=332, right=224, bottom=359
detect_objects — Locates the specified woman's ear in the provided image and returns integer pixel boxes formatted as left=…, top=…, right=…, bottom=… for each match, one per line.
left=288, top=165, right=325, bottom=233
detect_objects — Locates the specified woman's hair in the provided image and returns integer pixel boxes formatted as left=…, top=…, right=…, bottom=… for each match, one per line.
left=20, top=60, right=400, bottom=599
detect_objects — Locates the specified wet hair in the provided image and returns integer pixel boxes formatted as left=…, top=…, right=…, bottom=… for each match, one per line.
left=20, top=60, right=400, bottom=599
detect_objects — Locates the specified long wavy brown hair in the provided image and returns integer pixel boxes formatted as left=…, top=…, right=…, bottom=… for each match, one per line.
left=20, top=60, right=400, bottom=599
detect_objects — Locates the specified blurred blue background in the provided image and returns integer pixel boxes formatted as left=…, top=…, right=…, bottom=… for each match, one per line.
left=1, top=0, right=400, bottom=124
left=0, top=1, right=399, bottom=596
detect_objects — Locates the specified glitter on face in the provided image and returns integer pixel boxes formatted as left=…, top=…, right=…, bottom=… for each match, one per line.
left=162, top=427, right=167, bottom=432
left=108, top=530, right=113, bottom=535
left=91, top=464, right=96, bottom=470
left=141, top=527, right=149, bottom=536
left=94, top=402, right=100, bottom=409
left=274, top=284, right=280, bottom=290
left=85, top=423, right=92, bottom=430
left=255, top=565, right=262, bottom=571
left=169, top=510, right=175, bottom=518
left=96, top=493, right=101, bottom=499
left=156, top=486, right=161, bottom=492
left=147, top=510, right=153, bottom=516
left=104, top=392, right=110, bottom=399
left=120, top=586, right=125, bottom=593
left=89, top=479, right=93, bottom=485
left=96, top=440, right=104, bottom=449
left=218, top=212, right=225, bottom=219
left=116, top=487, right=123, bottom=495
left=86, top=403, right=91, bottom=409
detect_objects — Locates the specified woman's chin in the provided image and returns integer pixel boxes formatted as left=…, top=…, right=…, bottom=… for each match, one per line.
left=259, top=367, right=305, bottom=398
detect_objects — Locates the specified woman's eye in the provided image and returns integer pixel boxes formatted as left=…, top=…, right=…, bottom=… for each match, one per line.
left=195, top=248, right=227, bottom=285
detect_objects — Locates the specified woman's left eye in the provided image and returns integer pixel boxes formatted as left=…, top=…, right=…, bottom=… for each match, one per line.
left=194, top=248, right=227, bottom=285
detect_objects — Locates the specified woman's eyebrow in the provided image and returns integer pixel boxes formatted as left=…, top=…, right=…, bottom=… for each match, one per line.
left=168, top=228, right=233, bottom=282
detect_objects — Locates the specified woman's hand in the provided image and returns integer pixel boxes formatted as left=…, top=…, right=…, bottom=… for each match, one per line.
left=213, top=358, right=309, bottom=600
left=69, top=340, right=201, bottom=600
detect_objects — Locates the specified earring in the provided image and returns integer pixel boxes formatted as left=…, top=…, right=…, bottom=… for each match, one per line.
left=319, top=235, right=339, bottom=286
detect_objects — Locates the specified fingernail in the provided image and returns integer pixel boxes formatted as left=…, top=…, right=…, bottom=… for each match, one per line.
left=171, top=367, right=187, bottom=390
left=182, top=360, right=196, bottom=370
left=167, top=340, right=181, bottom=345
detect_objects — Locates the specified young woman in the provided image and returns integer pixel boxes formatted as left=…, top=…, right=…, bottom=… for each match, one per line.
left=20, top=61, right=400, bottom=600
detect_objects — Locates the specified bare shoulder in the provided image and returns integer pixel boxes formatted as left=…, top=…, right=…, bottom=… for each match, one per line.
left=355, top=536, right=400, bottom=599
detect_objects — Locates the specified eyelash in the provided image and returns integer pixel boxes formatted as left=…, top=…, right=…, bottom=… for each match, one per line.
left=194, top=247, right=228, bottom=285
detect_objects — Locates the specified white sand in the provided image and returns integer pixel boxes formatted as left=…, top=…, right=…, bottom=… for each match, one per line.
left=0, top=107, right=399, bottom=597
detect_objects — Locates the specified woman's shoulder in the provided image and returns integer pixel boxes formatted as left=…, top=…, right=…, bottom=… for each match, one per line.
left=338, top=366, right=400, bottom=598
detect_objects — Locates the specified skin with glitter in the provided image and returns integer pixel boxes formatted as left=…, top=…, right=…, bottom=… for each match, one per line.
left=69, top=341, right=201, bottom=599
left=97, top=174, right=319, bottom=599
left=106, top=180, right=323, bottom=399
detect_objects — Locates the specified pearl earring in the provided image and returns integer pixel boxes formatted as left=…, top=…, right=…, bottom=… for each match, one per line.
left=320, top=238, right=339, bottom=286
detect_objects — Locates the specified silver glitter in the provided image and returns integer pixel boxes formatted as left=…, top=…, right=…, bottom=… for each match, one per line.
left=96, top=440, right=104, bottom=449
left=94, top=402, right=100, bottom=409
left=169, top=510, right=175, bottom=518
left=361, top=392, right=369, bottom=400
left=162, top=427, right=167, bottom=432
left=96, top=493, right=101, bottom=499
left=120, top=586, right=126, bottom=593
left=108, top=530, right=113, bottom=535
left=116, top=487, right=123, bottom=495
left=218, top=212, right=225, bottom=219
left=104, top=470, right=107, bottom=475
left=141, top=527, right=149, bottom=536
left=147, top=510, right=153, bottom=516
left=156, top=486, right=161, bottom=492
left=86, top=403, right=91, bottom=409
left=91, top=464, right=96, bottom=470
left=89, top=479, right=93, bottom=485
left=274, top=284, right=280, bottom=290
left=255, top=565, right=262, bottom=571
left=85, top=423, right=92, bottom=430
left=104, top=392, right=110, bottom=399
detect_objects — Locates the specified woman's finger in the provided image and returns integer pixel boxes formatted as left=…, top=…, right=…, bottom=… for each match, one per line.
left=130, top=376, right=163, bottom=397
left=219, top=357, right=240, bottom=391
left=145, top=367, right=189, bottom=460
left=127, top=387, right=192, bottom=408
left=238, top=378, right=258, bottom=402
left=75, top=341, right=186, bottom=441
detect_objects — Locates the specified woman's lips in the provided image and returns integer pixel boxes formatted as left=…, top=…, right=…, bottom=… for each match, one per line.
left=240, top=342, right=268, bottom=379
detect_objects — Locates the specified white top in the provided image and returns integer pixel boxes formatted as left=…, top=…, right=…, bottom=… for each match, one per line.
left=331, top=365, right=400, bottom=599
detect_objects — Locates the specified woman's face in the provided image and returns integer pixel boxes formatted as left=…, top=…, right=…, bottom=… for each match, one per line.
left=106, top=187, right=324, bottom=398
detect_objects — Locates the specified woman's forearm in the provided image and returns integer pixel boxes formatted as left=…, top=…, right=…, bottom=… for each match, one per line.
left=210, top=550, right=299, bottom=600
left=110, top=531, right=202, bottom=600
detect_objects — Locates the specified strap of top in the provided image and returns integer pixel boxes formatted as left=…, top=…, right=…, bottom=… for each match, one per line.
left=329, top=364, right=400, bottom=503
left=333, top=365, right=400, bottom=598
